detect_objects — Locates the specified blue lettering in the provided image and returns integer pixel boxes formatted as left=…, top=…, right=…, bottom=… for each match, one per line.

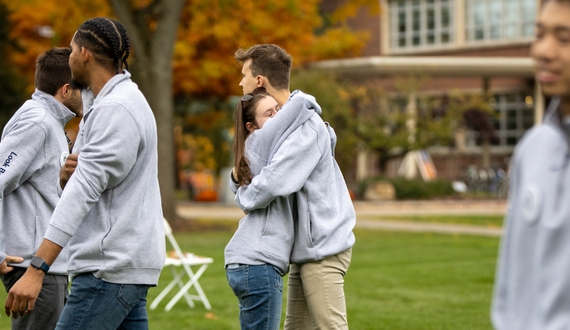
left=1, top=151, right=18, bottom=171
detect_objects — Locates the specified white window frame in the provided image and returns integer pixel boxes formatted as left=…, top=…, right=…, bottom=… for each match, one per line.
left=465, top=0, right=536, bottom=44
left=491, top=91, right=534, bottom=146
left=389, top=0, right=455, bottom=51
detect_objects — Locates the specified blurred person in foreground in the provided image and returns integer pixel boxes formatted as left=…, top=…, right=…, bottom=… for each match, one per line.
left=5, top=17, right=165, bottom=330
left=0, top=47, right=82, bottom=330
left=492, top=1, right=570, bottom=329
left=230, top=44, right=356, bottom=329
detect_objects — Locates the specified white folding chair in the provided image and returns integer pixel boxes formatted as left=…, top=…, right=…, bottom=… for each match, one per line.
left=150, top=219, right=214, bottom=311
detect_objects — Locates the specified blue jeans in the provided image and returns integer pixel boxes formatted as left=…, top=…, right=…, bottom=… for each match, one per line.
left=55, top=273, right=151, bottom=330
left=226, top=264, right=284, bottom=330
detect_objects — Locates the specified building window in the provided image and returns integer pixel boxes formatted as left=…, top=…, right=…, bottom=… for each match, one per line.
left=390, top=0, right=454, bottom=50
left=465, top=0, right=536, bottom=43
left=491, top=92, right=534, bottom=146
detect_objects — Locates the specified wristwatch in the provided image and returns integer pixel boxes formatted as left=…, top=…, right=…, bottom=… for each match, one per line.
left=30, top=256, right=49, bottom=274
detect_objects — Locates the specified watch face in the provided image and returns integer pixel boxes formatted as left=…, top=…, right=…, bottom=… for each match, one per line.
left=31, top=256, right=42, bottom=268
left=31, top=256, right=47, bottom=271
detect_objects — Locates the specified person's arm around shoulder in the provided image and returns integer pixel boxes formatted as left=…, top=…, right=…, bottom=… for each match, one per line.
left=235, top=122, right=322, bottom=211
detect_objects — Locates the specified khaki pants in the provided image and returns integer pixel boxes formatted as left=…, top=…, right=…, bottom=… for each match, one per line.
left=284, top=248, right=352, bottom=330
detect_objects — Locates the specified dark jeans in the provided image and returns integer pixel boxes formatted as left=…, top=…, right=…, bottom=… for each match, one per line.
left=1, top=267, right=68, bottom=330
left=55, top=273, right=150, bottom=330
left=226, top=264, right=284, bottom=330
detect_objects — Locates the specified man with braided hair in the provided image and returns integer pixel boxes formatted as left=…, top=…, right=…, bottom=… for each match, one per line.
left=5, top=17, right=165, bottom=330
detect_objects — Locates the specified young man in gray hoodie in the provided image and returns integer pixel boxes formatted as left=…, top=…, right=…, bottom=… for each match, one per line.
left=0, top=47, right=82, bottom=330
left=491, top=1, right=570, bottom=329
left=234, top=44, right=356, bottom=329
left=5, top=18, right=165, bottom=330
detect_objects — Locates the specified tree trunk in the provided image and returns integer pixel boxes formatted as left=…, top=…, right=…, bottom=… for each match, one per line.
left=111, top=0, right=186, bottom=224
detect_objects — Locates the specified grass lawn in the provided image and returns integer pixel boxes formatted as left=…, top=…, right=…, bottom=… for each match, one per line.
left=0, top=227, right=499, bottom=330
left=367, top=215, right=505, bottom=227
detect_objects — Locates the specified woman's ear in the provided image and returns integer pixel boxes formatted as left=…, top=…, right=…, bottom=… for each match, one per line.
left=246, top=122, right=255, bottom=133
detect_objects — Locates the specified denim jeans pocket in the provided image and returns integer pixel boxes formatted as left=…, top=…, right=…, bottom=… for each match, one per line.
left=226, top=265, right=249, bottom=299
left=272, top=266, right=283, bottom=292
left=117, top=284, right=150, bottom=310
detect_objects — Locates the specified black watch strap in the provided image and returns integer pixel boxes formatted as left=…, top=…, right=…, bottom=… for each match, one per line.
left=30, top=256, right=49, bottom=274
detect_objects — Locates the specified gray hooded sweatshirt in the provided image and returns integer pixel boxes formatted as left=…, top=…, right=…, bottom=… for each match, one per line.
left=492, top=98, right=570, bottom=330
left=0, top=90, right=75, bottom=275
left=44, top=71, right=165, bottom=285
left=225, top=91, right=318, bottom=274
left=234, top=92, right=356, bottom=264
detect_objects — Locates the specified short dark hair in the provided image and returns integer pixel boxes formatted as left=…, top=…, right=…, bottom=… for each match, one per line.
left=73, top=17, right=130, bottom=73
left=35, top=47, right=74, bottom=96
left=235, top=44, right=292, bottom=91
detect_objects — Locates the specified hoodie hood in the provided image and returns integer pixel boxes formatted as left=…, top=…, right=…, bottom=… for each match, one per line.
left=31, top=90, right=76, bottom=126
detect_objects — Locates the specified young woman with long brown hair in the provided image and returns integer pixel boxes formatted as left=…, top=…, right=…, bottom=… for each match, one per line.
left=225, top=87, right=320, bottom=330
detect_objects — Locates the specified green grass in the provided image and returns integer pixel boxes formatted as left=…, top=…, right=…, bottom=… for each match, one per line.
left=0, top=227, right=499, bottom=330
left=367, top=215, right=505, bottom=227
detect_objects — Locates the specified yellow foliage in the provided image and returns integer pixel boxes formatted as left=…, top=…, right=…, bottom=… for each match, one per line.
left=178, top=133, right=217, bottom=171
left=3, top=0, right=113, bottom=93
left=5, top=0, right=376, bottom=97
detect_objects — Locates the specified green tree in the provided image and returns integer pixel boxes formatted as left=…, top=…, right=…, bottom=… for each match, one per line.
left=0, top=3, right=27, bottom=129
left=5, top=0, right=378, bottom=220
left=292, top=70, right=488, bottom=182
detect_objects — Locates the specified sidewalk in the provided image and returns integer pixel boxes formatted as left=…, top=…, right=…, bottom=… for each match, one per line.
left=177, top=200, right=506, bottom=237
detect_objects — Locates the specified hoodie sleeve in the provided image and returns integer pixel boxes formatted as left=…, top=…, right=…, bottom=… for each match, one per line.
left=44, top=103, right=140, bottom=247
left=0, top=121, right=46, bottom=198
left=235, top=121, right=322, bottom=211
left=248, top=93, right=316, bottom=161
left=229, top=170, right=240, bottom=194
left=0, top=120, right=45, bottom=263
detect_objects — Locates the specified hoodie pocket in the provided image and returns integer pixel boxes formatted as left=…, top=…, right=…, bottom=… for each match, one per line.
left=307, top=211, right=316, bottom=248
left=100, top=215, right=113, bottom=254
left=258, top=205, right=294, bottom=265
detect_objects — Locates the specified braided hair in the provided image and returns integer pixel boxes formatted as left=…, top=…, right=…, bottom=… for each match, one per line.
left=74, top=17, right=130, bottom=73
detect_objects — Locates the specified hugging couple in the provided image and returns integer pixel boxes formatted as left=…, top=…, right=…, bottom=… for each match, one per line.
left=226, top=44, right=356, bottom=330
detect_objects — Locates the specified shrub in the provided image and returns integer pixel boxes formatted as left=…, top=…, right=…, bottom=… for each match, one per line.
left=359, top=176, right=456, bottom=200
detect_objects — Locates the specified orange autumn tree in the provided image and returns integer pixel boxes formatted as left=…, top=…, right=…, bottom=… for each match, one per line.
left=4, top=0, right=377, bottom=220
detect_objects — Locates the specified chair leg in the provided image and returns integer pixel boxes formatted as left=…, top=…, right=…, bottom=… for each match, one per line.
left=171, top=267, right=196, bottom=308
left=150, top=267, right=194, bottom=310
left=165, top=264, right=211, bottom=311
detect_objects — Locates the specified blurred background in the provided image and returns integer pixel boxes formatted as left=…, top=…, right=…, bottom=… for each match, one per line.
left=0, top=1, right=541, bottom=329
left=0, top=0, right=540, bottom=221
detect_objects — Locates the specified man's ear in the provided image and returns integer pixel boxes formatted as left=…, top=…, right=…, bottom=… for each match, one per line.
left=80, top=46, right=90, bottom=64
left=60, top=84, right=71, bottom=98
left=256, top=75, right=263, bottom=88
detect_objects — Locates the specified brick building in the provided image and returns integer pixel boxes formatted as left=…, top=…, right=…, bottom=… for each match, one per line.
left=316, top=0, right=541, bottom=184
